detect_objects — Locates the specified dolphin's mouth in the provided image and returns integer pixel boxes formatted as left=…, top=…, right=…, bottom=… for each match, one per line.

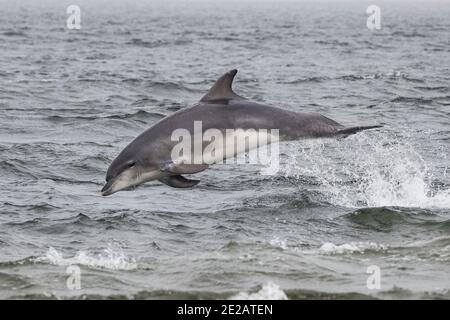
left=101, top=180, right=115, bottom=196
left=101, top=178, right=140, bottom=196
left=101, top=169, right=163, bottom=196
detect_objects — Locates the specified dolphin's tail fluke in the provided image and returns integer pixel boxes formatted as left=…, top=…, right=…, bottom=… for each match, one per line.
left=337, top=125, right=383, bottom=137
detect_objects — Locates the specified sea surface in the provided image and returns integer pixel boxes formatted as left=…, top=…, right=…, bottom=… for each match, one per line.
left=0, top=0, right=449, bottom=299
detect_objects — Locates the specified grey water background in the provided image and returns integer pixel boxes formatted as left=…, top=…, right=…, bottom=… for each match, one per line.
left=0, top=0, right=449, bottom=299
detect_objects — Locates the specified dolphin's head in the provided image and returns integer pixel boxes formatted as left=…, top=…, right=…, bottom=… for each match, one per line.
left=101, top=148, right=163, bottom=196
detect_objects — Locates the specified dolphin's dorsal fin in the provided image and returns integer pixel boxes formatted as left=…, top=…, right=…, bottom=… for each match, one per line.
left=200, top=69, right=245, bottom=103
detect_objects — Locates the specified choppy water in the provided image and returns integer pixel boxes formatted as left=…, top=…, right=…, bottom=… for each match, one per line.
left=0, top=0, right=449, bottom=299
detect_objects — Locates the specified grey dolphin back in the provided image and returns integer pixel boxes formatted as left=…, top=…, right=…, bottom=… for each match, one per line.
left=200, top=69, right=246, bottom=103
left=337, top=125, right=383, bottom=137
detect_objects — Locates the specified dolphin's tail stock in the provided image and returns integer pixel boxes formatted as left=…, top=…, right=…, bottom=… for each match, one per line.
left=336, top=125, right=383, bottom=137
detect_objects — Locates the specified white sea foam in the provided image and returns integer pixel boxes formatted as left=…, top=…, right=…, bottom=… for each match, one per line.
left=269, top=237, right=287, bottom=250
left=282, top=131, right=450, bottom=209
left=35, top=245, right=137, bottom=271
left=229, top=282, right=288, bottom=300
left=319, top=242, right=387, bottom=255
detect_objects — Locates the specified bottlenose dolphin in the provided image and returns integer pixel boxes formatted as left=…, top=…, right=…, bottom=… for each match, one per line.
left=101, top=69, right=381, bottom=196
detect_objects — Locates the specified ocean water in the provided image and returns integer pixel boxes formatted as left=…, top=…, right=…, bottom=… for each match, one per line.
left=0, top=0, right=449, bottom=299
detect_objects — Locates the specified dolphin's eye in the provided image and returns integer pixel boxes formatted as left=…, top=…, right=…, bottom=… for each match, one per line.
left=127, top=161, right=136, bottom=168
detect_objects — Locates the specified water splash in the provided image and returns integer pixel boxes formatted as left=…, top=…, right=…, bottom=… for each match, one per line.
left=282, top=131, right=450, bottom=209
left=319, top=242, right=387, bottom=255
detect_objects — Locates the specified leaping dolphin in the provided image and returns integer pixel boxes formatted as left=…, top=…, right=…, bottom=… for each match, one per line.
left=101, top=69, right=381, bottom=196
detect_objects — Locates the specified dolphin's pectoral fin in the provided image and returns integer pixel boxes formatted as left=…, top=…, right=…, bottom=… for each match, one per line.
left=160, top=161, right=208, bottom=174
left=200, top=69, right=246, bottom=103
left=159, top=175, right=200, bottom=188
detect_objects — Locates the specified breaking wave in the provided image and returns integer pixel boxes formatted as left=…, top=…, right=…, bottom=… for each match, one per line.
left=229, top=282, right=288, bottom=300
left=34, top=244, right=137, bottom=271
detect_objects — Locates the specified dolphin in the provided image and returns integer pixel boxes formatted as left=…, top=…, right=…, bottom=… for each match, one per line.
left=101, top=69, right=381, bottom=196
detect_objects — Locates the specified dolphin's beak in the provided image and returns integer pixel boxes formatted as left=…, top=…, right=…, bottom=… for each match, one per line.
left=101, top=168, right=163, bottom=196
left=101, top=180, right=115, bottom=196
